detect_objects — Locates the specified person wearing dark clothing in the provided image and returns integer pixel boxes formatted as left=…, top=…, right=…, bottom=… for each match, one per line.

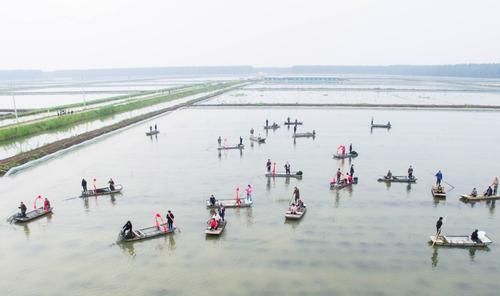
left=266, top=119, right=269, bottom=127
left=81, top=178, right=87, bottom=192
left=19, top=202, right=27, bottom=217
left=337, top=168, right=342, bottom=183
left=166, top=210, right=175, bottom=231
left=408, top=165, right=414, bottom=179
left=266, top=159, right=272, bottom=172
left=485, top=186, right=493, bottom=197
left=436, top=217, right=443, bottom=233
left=285, top=162, right=291, bottom=175
left=350, top=164, right=355, bottom=177
left=287, top=117, right=290, bottom=124
left=122, top=221, right=134, bottom=239
left=349, top=144, right=352, bottom=154
left=239, top=136, right=243, bottom=146
left=108, top=178, right=115, bottom=191
left=471, top=230, right=480, bottom=243
left=435, top=170, right=443, bottom=185
left=293, top=187, right=300, bottom=203
left=217, top=136, right=222, bottom=146
left=218, top=206, right=225, bottom=221
left=154, top=124, right=157, bottom=131
left=209, top=194, right=216, bottom=206
left=293, top=125, right=297, bottom=134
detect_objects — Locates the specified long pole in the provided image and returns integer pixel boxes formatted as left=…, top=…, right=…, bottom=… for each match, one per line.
left=11, top=82, right=19, bottom=125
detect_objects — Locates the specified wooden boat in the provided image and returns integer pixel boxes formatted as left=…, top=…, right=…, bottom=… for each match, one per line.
left=217, top=144, right=244, bottom=150
left=205, top=220, right=227, bottom=236
left=264, top=124, right=280, bottom=130
left=13, top=207, right=53, bottom=223
left=330, top=177, right=358, bottom=189
left=265, top=171, right=303, bottom=179
left=284, top=121, right=303, bottom=126
left=377, top=176, right=417, bottom=183
left=206, top=199, right=253, bottom=208
left=292, top=132, right=315, bottom=138
left=249, top=135, right=266, bottom=143
left=429, top=231, right=492, bottom=247
left=460, top=194, right=500, bottom=202
left=333, top=151, right=358, bottom=159
left=371, top=123, right=391, bottom=129
left=80, top=184, right=123, bottom=198
left=117, top=223, right=175, bottom=243
left=431, top=186, right=446, bottom=198
left=285, top=205, right=307, bottom=220
left=146, top=130, right=160, bottom=136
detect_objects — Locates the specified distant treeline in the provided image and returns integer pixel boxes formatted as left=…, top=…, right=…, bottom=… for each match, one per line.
left=1, top=64, right=500, bottom=80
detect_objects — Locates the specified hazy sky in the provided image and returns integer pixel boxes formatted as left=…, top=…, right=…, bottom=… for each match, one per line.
left=2, top=0, right=499, bottom=70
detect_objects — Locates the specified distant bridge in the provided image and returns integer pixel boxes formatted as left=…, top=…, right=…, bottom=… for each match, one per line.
left=263, top=76, right=345, bottom=83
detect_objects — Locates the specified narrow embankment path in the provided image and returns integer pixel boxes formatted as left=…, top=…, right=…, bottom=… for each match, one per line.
left=0, top=84, right=245, bottom=176
left=193, top=103, right=500, bottom=110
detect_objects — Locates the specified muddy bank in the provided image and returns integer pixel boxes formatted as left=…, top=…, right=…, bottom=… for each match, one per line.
left=0, top=85, right=244, bottom=176
left=194, top=103, right=500, bottom=110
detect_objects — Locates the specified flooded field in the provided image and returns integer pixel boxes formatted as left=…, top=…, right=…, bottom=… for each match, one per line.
left=1, top=104, right=499, bottom=295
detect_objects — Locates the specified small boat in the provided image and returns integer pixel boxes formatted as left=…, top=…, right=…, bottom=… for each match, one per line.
left=377, top=176, right=417, bottom=183
left=431, top=186, right=447, bottom=198
left=460, top=194, right=500, bottom=202
left=217, top=144, right=244, bottom=150
left=264, top=124, right=280, bottom=130
left=146, top=130, right=160, bottom=136
left=206, top=199, right=253, bottom=208
left=80, top=184, right=123, bottom=198
left=205, top=220, right=227, bottom=236
left=249, top=135, right=266, bottom=143
left=292, top=131, right=315, bottom=138
left=371, top=123, right=391, bottom=129
left=117, top=223, right=175, bottom=243
left=285, top=205, right=307, bottom=220
left=284, top=121, right=303, bottom=126
left=13, top=207, right=53, bottom=223
left=333, top=151, right=358, bottom=159
left=429, top=231, right=492, bottom=247
left=265, top=171, right=303, bottom=179
left=330, top=177, right=359, bottom=189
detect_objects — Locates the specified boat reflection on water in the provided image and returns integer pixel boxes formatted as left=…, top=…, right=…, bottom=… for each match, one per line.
left=110, top=194, right=117, bottom=205
left=23, top=224, right=30, bottom=239
left=430, top=245, right=490, bottom=268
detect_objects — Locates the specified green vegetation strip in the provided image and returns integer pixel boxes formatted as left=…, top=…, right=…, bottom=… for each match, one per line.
left=0, top=83, right=245, bottom=176
left=0, top=81, right=241, bottom=143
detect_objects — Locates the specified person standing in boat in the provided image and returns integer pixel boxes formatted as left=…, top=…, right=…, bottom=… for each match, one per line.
left=492, top=177, right=499, bottom=195
left=349, top=144, right=353, bottom=154
left=149, top=126, right=153, bottom=133
left=166, top=210, right=175, bottom=231
left=154, top=124, right=157, bottom=131
left=350, top=164, right=355, bottom=177
left=265, top=119, right=269, bottom=127
left=245, top=185, right=253, bottom=202
left=250, top=128, right=254, bottom=135
left=209, top=194, right=217, bottom=206
left=266, top=159, right=272, bottom=172
left=436, top=217, right=443, bottom=234
left=408, top=165, right=414, bottom=179
left=293, top=187, right=300, bottom=203
left=218, top=206, right=225, bottom=222
left=285, top=162, right=291, bottom=175
left=287, top=117, right=290, bottom=124
left=43, top=198, right=51, bottom=211
left=81, top=178, right=87, bottom=193
left=239, top=136, right=243, bottom=146
left=18, top=202, right=27, bottom=217
left=336, top=168, right=342, bottom=183
left=122, top=221, right=134, bottom=239
left=217, top=136, right=222, bottom=146
left=293, top=124, right=297, bottom=134
left=435, top=170, right=443, bottom=186
left=108, top=178, right=115, bottom=191
left=371, top=117, right=374, bottom=125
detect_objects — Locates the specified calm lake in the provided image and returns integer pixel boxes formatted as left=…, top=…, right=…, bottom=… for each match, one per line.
left=1, top=102, right=499, bottom=295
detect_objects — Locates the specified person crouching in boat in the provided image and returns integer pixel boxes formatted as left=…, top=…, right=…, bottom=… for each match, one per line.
left=484, top=186, right=493, bottom=197
left=122, top=221, right=135, bottom=239
left=108, top=178, right=115, bottom=191
left=209, top=194, right=217, bottom=206
left=218, top=206, right=225, bottom=222
left=289, top=203, right=297, bottom=214
left=209, top=218, right=218, bottom=230
left=297, top=199, right=304, bottom=209
left=471, top=230, right=480, bottom=243
left=347, top=173, right=353, bottom=184
left=18, top=202, right=27, bottom=217
left=386, top=170, right=392, bottom=179
left=43, top=198, right=51, bottom=211
left=471, top=188, right=478, bottom=197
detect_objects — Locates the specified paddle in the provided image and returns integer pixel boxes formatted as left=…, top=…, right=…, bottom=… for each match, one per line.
left=432, top=229, right=441, bottom=247
left=444, top=180, right=455, bottom=193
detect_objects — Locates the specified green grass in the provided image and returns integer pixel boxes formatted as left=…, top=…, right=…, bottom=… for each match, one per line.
left=0, top=81, right=242, bottom=143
